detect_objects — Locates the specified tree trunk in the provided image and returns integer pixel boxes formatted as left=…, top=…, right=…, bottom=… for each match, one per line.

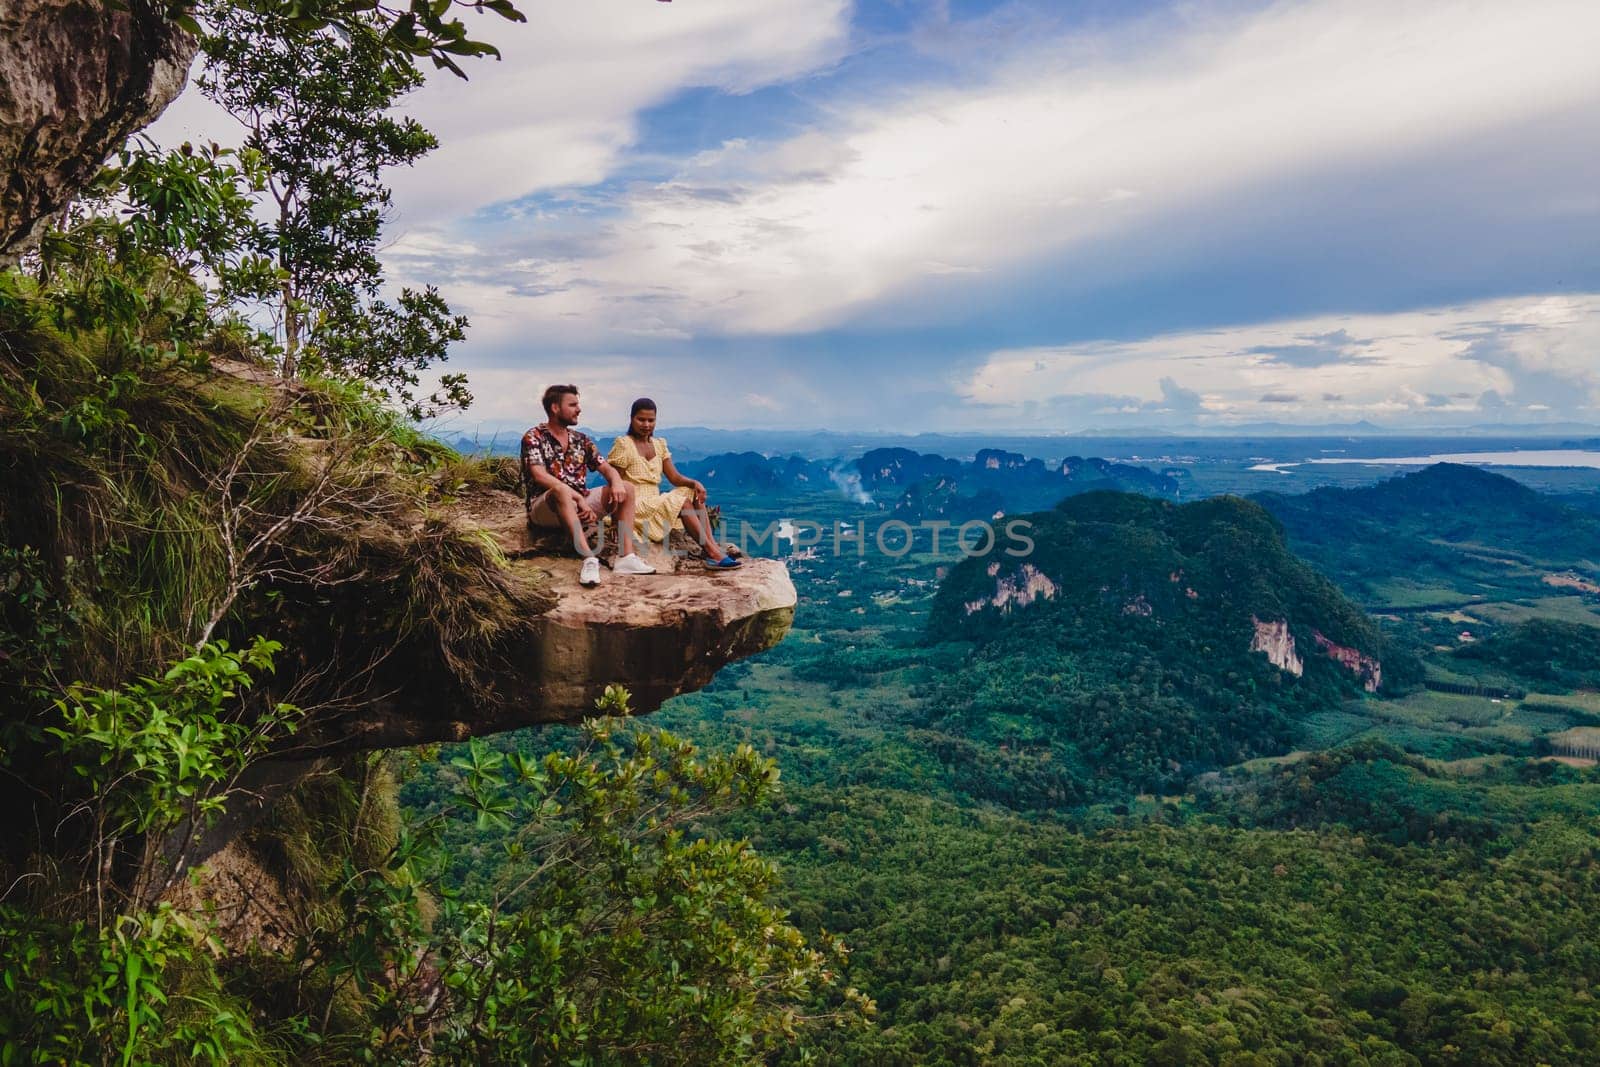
left=279, top=201, right=299, bottom=377
left=282, top=278, right=300, bottom=379
left=0, top=0, right=197, bottom=263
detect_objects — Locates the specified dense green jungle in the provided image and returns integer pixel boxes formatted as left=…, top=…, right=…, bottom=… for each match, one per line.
left=405, top=461, right=1600, bottom=1066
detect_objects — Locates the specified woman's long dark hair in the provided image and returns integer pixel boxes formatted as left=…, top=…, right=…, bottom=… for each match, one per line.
left=628, top=398, right=657, bottom=439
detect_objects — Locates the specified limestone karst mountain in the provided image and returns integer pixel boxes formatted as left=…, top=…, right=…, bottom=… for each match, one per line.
left=921, top=491, right=1399, bottom=800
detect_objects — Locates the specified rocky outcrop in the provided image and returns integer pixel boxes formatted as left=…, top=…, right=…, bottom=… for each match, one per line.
left=0, top=0, right=196, bottom=260
left=311, top=486, right=797, bottom=752
left=964, top=563, right=1058, bottom=615
left=1250, top=616, right=1304, bottom=676
left=1251, top=616, right=1382, bottom=692
left=150, top=478, right=795, bottom=883
left=1313, top=630, right=1382, bottom=692
left=517, top=551, right=794, bottom=719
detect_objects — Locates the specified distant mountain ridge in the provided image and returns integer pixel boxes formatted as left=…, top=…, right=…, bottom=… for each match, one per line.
left=1254, top=463, right=1600, bottom=605
left=440, top=423, right=1600, bottom=456
left=885, top=449, right=1183, bottom=520
left=675, top=451, right=834, bottom=492
left=678, top=445, right=1182, bottom=517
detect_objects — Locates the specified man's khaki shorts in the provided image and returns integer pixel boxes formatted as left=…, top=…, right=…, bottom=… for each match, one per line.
left=527, top=486, right=608, bottom=528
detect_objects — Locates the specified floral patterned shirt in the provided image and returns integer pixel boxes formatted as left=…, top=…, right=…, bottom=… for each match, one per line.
left=521, top=424, right=602, bottom=497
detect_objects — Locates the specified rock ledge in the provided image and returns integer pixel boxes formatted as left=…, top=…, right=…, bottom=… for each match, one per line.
left=332, top=487, right=796, bottom=749
left=519, top=550, right=796, bottom=719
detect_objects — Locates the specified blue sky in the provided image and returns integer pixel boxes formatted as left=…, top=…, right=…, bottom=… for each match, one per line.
left=155, top=0, right=1600, bottom=435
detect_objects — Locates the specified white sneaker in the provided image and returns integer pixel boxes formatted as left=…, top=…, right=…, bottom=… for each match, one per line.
left=579, top=556, right=601, bottom=586
left=612, top=552, right=657, bottom=576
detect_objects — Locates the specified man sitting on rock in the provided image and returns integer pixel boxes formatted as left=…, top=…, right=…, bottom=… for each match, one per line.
left=522, top=383, right=656, bottom=586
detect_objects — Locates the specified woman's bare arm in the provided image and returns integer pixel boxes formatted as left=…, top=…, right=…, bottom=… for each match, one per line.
left=662, top=455, right=706, bottom=505
left=662, top=454, right=691, bottom=487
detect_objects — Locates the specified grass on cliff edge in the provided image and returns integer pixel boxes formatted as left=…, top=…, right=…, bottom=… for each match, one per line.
left=0, top=282, right=550, bottom=738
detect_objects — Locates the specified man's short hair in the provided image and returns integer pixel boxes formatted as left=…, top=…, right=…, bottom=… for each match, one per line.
left=542, top=384, right=578, bottom=417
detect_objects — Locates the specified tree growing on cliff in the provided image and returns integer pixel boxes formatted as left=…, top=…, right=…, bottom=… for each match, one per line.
left=200, top=5, right=471, bottom=415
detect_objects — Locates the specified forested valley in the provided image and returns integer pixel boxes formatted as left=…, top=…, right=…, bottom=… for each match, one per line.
left=404, top=462, right=1600, bottom=1065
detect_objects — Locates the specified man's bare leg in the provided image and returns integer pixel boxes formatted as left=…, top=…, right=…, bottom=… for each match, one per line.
left=553, top=492, right=596, bottom=557
left=679, top=507, right=727, bottom=562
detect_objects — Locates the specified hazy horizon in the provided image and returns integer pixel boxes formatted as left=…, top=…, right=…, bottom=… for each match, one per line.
left=429, top=417, right=1600, bottom=447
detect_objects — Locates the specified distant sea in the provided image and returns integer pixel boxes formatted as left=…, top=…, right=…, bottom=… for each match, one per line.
left=1250, top=449, right=1600, bottom=473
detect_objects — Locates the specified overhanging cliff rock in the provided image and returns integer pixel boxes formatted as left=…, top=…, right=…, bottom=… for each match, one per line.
left=479, top=484, right=796, bottom=723
left=160, top=462, right=796, bottom=870
left=308, top=484, right=797, bottom=752
left=0, top=0, right=196, bottom=260
left=158, top=361, right=801, bottom=754
left=523, top=551, right=795, bottom=719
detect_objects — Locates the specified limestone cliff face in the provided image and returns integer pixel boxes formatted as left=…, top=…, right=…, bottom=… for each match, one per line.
left=1250, top=616, right=1382, bottom=692
left=1250, top=617, right=1304, bottom=677
left=964, top=562, right=1058, bottom=615
left=0, top=0, right=195, bottom=260
left=1312, top=630, right=1382, bottom=692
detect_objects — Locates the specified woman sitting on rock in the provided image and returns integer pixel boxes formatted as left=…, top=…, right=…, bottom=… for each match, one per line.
left=607, top=398, right=741, bottom=569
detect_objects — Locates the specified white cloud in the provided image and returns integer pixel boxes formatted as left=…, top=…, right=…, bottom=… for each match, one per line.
left=386, top=0, right=850, bottom=223
left=461, top=0, right=1600, bottom=339
left=743, top=392, right=782, bottom=412
left=435, top=294, right=1600, bottom=433
left=957, top=293, right=1600, bottom=426
left=148, top=0, right=851, bottom=225
left=423, top=353, right=826, bottom=433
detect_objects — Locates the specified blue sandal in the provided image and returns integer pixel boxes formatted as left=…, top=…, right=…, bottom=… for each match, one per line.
left=704, top=555, right=742, bottom=570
